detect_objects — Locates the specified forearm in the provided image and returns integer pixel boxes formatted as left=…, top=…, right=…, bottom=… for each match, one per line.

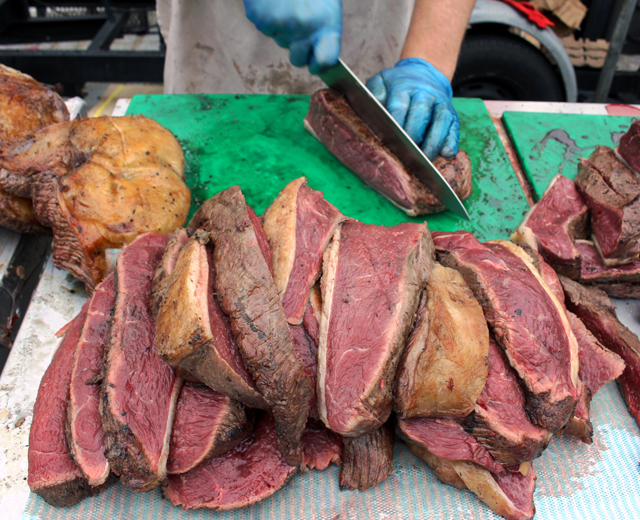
left=400, top=0, right=476, bottom=80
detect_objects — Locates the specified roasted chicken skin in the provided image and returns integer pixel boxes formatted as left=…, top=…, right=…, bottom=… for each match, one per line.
left=0, top=64, right=69, bottom=233
left=0, top=115, right=190, bottom=291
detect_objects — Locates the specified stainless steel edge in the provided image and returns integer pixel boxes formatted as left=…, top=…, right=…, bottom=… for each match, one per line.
left=319, top=59, right=470, bottom=220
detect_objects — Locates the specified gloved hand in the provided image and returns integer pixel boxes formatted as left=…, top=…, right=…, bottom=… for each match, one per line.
left=366, top=58, right=459, bottom=161
left=243, top=0, right=342, bottom=74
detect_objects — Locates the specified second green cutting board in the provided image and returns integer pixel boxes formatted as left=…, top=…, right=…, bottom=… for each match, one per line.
left=503, top=111, right=637, bottom=198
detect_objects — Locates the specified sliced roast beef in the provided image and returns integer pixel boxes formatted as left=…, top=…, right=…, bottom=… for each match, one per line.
left=187, top=186, right=312, bottom=466
left=262, top=181, right=334, bottom=416
left=339, top=423, right=394, bottom=491
left=618, top=119, right=640, bottom=173
left=464, top=337, right=552, bottom=466
left=29, top=302, right=114, bottom=507
left=66, top=273, right=115, bottom=487
left=511, top=175, right=589, bottom=279
left=433, top=231, right=579, bottom=432
left=162, top=414, right=297, bottom=511
left=301, top=419, right=343, bottom=471
left=564, top=310, right=625, bottom=442
left=408, top=436, right=536, bottom=520
left=167, top=382, right=254, bottom=474
left=150, top=228, right=189, bottom=317
left=263, top=177, right=344, bottom=324
left=560, top=276, right=640, bottom=429
left=100, top=233, right=182, bottom=491
left=577, top=239, right=640, bottom=283
left=517, top=246, right=625, bottom=443
left=571, top=312, right=625, bottom=394
left=397, top=417, right=504, bottom=474
left=154, top=232, right=266, bottom=409
left=290, top=323, right=319, bottom=419
left=575, top=147, right=640, bottom=265
left=304, top=89, right=472, bottom=216
left=319, top=220, right=433, bottom=436
left=592, top=282, right=640, bottom=299
left=395, top=263, right=489, bottom=419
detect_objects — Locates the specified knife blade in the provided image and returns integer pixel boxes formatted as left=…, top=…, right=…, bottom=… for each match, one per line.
left=318, top=59, right=470, bottom=220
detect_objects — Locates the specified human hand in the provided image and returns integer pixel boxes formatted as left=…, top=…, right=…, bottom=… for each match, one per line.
left=366, top=58, right=459, bottom=160
left=243, top=0, right=342, bottom=74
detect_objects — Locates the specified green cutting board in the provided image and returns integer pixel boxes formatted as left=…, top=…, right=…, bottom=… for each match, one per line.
left=127, top=95, right=528, bottom=241
left=503, top=111, right=637, bottom=199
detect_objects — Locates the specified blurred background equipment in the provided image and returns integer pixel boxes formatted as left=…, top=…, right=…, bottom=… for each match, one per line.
left=0, top=0, right=163, bottom=96
left=0, top=0, right=639, bottom=103
left=453, top=0, right=640, bottom=103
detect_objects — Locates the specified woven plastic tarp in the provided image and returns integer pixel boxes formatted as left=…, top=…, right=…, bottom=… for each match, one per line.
left=23, top=381, right=640, bottom=520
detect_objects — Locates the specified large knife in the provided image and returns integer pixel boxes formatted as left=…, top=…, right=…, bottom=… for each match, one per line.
left=318, top=59, right=470, bottom=220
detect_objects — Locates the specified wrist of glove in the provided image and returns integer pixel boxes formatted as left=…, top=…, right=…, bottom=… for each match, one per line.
left=243, top=0, right=342, bottom=74
left=366, top=57, right=459, bottom=160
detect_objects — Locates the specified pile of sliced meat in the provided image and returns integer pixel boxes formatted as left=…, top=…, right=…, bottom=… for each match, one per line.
left=513, top=125, right=640, bottom=299
left=29, top=174, right=639, bottom=520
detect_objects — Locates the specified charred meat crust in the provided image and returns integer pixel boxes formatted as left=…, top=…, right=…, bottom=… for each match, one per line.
left=397, top=417, right=505, bottom=475
left=463, top=411, right=550, bottom=466
left=593, top=282, right=640, bottom=299
left=463, top=339, right=552, bottom=467
left=575, top=240, right=640, bottom=286
left=339, top=423, right=394, bottom=491
left=187, top=186, right=312, bottom=466
left=32, top=474, right=117, bottom=509
left=0, top=64, right=69, bottom=232
left=618, top=119, right=640, bottom=173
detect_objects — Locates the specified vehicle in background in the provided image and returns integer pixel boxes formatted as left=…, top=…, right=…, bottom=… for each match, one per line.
left=453, top=0, right=640, bottom=103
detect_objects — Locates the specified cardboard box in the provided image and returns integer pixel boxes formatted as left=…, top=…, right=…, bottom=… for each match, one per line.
left=560, top=34, right=609, bottom=68
left=531, top=0, right=588, bottom=29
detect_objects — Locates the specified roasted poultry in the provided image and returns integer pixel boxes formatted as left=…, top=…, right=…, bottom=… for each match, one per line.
left=0, top=64, right=69, bottom=233
left=0, top=115, right=190, bottom=291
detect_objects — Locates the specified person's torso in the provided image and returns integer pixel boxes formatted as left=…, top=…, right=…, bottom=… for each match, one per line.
left=158, top=0, right=414, bottom=94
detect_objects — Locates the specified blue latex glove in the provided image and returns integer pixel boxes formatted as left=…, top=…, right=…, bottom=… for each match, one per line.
left=243, top=0, right=342, bottom=74
left=366, top=58, right=459, bottom=161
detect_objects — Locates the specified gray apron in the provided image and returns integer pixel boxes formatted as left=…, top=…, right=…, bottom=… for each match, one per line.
left=157, top=0, right=414, bottom=94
